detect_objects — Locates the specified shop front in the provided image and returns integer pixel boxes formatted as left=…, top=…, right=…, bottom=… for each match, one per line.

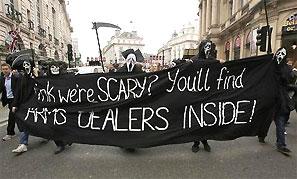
left=282, top=13, right=297, bottom=62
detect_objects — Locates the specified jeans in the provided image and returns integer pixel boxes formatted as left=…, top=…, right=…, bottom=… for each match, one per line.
left=274, top=113, right=288, bottom=148
left=20, top=131, right=29, bottom=145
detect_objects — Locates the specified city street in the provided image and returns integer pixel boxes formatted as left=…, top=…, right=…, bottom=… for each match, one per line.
left=0, top=108, right=296, bottom=179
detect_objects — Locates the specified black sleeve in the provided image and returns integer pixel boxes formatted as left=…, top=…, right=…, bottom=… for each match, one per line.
left=12, top=76, right=22, bottom=107
left=0, top=76, right=3, bottom=94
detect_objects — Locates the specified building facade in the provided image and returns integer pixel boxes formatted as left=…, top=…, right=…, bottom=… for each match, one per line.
left=0, top=0, right=73, bottom=63
left=103, top=30, right=145, bottom=65
left=158, top=23, right=199, bottom=64
left=198, top=0, right=297, bottom=61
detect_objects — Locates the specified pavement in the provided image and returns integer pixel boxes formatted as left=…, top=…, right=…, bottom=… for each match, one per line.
left=0, top=106, right=8, bottom=126
left=0, top=111, right=296, bottom=179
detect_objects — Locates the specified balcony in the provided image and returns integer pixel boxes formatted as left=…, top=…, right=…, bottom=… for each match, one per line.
left=28, top=20, right=34, bottom=30
left=54, top=38, right=59, bottom=46
left=5, top=4, right=22, bottom=23
left=38, top=26, right=46, bottom=38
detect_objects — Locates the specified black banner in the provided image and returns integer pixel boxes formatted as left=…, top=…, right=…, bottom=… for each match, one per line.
left=15, top=55, right=277, bottom=148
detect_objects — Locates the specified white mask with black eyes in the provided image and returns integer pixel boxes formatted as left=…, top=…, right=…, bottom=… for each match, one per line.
left=126, top=53, right=136, bottom=72
left=170, top=61, right=177, bottom=68
left=204, top=42, right=212, bottom=58
left=50, top=65, right=60, bottom=75
left=23, top=61, right=31, bottom=74
left=275, top=48, right=287, bottom=64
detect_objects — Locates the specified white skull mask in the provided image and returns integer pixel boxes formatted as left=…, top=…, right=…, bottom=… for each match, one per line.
left=170, top=61, right=177, bottom=68
left=275, top=48, right=287, bottom=64
left=50, top=65, right=60, bottom=75
left=204, top=42, right=212, bottom=58
left=126, top=53, right=136, bottom=72
left=23, top=61, right=31, bottom=74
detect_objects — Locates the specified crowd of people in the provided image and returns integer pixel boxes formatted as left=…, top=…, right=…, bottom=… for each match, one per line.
left=0, top=40, right=296, bottom=156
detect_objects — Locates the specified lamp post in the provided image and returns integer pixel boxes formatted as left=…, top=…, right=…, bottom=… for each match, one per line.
left=92, top=22, right=121, bottom=73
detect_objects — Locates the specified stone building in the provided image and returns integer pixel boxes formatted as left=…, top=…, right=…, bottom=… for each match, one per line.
left=103, top=30, right=145, bottom=65
left=198, top=0, right=297, bottom=61
left=0, top=0, right=73, bottom=63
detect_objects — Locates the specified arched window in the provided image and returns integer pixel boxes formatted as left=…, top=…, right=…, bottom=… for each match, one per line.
left=234, top=36, right=241, bottom=60
left=225, top=41, right=230, bottom=61
left=245, top=31, right=252, bottom=57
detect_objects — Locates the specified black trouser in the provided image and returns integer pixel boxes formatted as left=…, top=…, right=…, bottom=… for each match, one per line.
left=6, top=99, right=16, bottom=135
left=194, top=140, right=208, bottom=146
left=54, top=140, right=65, bottom=147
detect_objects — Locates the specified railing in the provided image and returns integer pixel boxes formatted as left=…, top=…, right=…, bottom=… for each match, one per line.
left=5, top=4, right=22, bottom=23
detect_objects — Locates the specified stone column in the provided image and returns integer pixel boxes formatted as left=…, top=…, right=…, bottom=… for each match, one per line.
left=202, top=0, right=206, bottom=35
left=206, top=0, right=212, bottom=32
left=211, top=0, right=218, bottom=25
left=199, top=5, right=203, bottom=39
left=232, top=0, right=236, bottom=15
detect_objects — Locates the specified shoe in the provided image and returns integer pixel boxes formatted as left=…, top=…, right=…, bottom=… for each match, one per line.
left=12, top=144, right=27, bottom=153
left=2, top=135, right=15, bottom=141
left=54, top=146, right=65, bottom=154
left=277, top=147, right=291, bottom=155
left=258, top=137, right=266, bottom=144
left=203, top=143, right=211, bottom=152
left=191, top=144, right=200, bottom=153
left=284, top=131, right=287, bottom=135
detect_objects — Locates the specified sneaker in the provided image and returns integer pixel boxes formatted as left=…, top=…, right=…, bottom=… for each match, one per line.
left=54, top=146, right=65, bottom=155
left=2, top=135, right=15, bottom=141
left=191, top=144, right=200, bottom=153
left=277, top=147, right=291, bottom=155
left=284, top=131, right=287, bottom=135
left=12, top=144, right=28, bottom=153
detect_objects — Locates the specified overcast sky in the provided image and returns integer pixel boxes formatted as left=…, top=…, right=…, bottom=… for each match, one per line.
left=67, top=0, right=198, bottom=60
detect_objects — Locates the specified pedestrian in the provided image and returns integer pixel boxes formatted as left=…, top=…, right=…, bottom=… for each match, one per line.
left=117, top=49, right=145, bottom=152
left=189, top=39, right=219, bottom=153
left=0, top=63, right=18, bottom=141
left=47, top=62, right=72, bottom=154
left=11, top=57, right=35, bottom=153
left=273, top=47, right=295, bottom=155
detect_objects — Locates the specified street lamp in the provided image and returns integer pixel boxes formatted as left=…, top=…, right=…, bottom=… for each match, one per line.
left=92, top=22, right=121, bottom=72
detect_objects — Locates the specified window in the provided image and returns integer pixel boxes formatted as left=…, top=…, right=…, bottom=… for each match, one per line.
left=225, top=41, right=230, bottom=61
left=27, top=10, right=30, bottom=21
left=234, top=36, right=241, bottom=60
left=52, top=8, right=56, bottom=36
left=46, top=4, right=49, bottom=16
left=240, top=0, right=244, bottom=7
left=36, top=0, right=41, bottom=27
left=245, top=31, right=252, bottom=57
left=229, top=0, right=233, bottom=17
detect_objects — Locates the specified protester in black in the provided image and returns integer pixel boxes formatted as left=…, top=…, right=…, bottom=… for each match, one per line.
left=190, top=39, right=219, bottom=153
left=117, top=49, right=145, bottom=152
left=273, top=47, right=295, bottom=155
